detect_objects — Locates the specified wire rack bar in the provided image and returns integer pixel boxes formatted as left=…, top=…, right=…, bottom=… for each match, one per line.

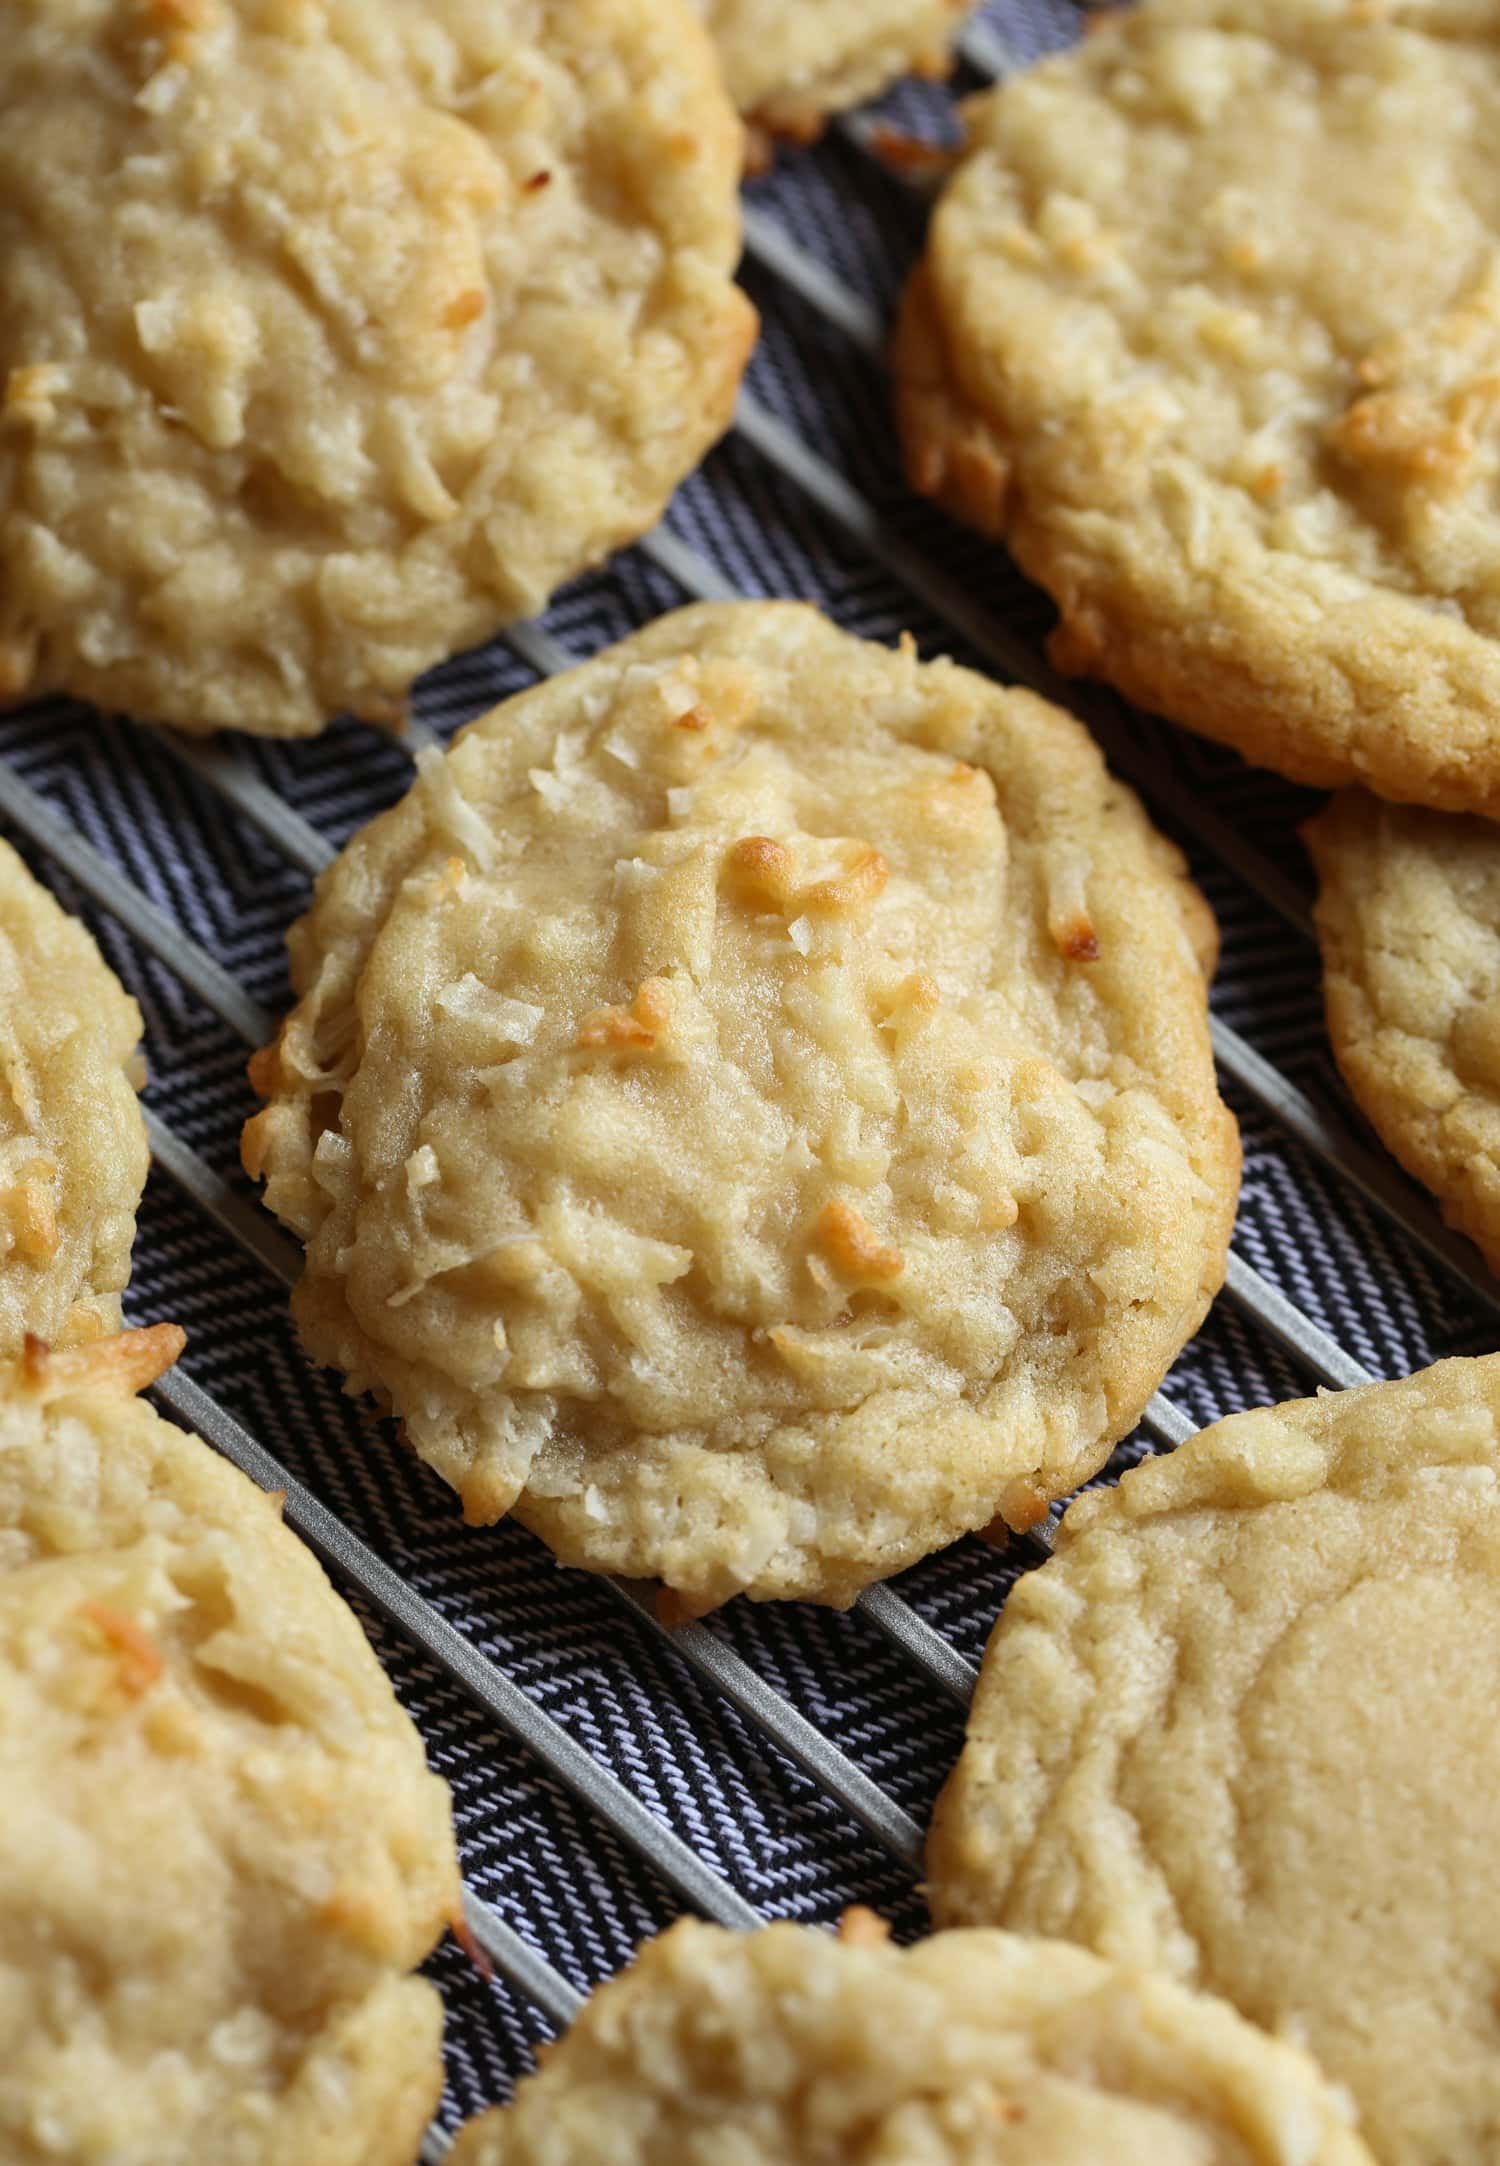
left=742, top=205, right=884, bottom=357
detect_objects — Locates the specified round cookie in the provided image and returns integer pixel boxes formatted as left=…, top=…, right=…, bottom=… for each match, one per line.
left=929, top=1355, right=1500, bottom=2166
left=0, top=0, right=755, bottom=738
left=242, top=600, right=1238, bottom=1608
left=449, top=1913, right=1374, bottom=2165
left=0, top=1323, right=462, bottom=2166
left=0, top=836, right=148, bottom=1353
left=896, top=0, right=1500, bottom=814
left=698, top=0, right=970, bottom=140
left=1307, top=790, right=1500, bottom=1278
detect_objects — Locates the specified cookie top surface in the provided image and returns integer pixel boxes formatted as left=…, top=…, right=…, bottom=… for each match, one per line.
left=0, top=0, right=753, bottom=737
left=0, top=838, right=148, bottom=1354
left=450, top=1915, right=1373, bottom=2165
left=898, top=0, right=1500, bottom=813
left=929, top=1355, right=1500, bottom=2166
left=698, top=0, right=967, bottom=133
left=244, top=601, right=1237, bottom=1607
left=1307, top=789, right=1500, bottom=1274
left=0, top=1325, right=461, bottom=2166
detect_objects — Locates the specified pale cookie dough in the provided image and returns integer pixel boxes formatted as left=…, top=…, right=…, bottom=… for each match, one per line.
left=698, top=0, right=970, bottom=139
left=243, top=601, right=1238, bottom=1608
left=0, top=0, right=755, bottom=738
left=0, top=1324, right=462, bottom=2166
left=450, top=1913, right=1374, bottom=2165
left=896, top=0, right=1500, bottom=814
left=0, top=837, right=148, bottom=1354
left=1307, top=790, right=1500, bottom=1277
left=930, top=1356, right=1500, bottom=2166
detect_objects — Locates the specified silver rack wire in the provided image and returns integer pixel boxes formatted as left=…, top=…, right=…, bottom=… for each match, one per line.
left=1, top=10, right=1492, bottom=2152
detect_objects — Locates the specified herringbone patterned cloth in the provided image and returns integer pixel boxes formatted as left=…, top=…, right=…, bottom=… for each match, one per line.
left=1, top=0, right=1492, bottom=2136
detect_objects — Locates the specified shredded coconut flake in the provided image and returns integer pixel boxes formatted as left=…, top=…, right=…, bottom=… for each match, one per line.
left=612, top=856, right=661, bottom=898
left=787, top=915, right=813, bottom=954
left=436, top=974, right=543, bottom=1045
left=415, top=745, right=496, bottom=870
left=528, top=765, right=574, bottom=811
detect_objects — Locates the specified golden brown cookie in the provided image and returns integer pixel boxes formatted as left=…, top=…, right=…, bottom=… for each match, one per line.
left=930, top=1355, right=1500, bottom=2166
left=700, top=0, right=970, bottom=140
left=0, top=1324, right=461, bottom=2166
left=0, top=837, right=148, bottom=1353
left=0, top=0, right=755, bottom=736
left=450, top=1914, right=1373, bottom=2165
left=1307, top=790, right=1500, bottom=1276
left=897, top=0, right=1500, bottom=813
left=243, top=601, right=1238, bottom=1607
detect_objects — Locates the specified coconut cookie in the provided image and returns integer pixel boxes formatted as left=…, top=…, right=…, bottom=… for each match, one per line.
left=0, top=837, right=149, bottom=1354
left=896, top=0, right=1500, bottom=814
left=0, top=1324, right=462, bottom=2166
left=930, top=1356, right=1500, bottom=2166
left=699, top=0, right=970, bottom=141
left=450, top=1913, right=1373, bottom=2165
left=1307, top=791, right=1500, bottom=1277
left=0, top=0, right=755, bottom=738
left=243, top=601, right=1237, bottom=1608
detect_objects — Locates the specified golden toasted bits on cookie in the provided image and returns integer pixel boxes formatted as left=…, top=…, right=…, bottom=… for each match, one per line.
left=243, top=602, right=1236, bottom=1607
left=815, top=1199, right=905, bottom=1283
left=1, top=1163, right=59, bottom=1263
left=77, top=1599, right=164, bottom=1699
left=725, top=835, right=798, bottom=912
left=837, top=1905, right=891, bottom=1946
left=442, top=289, right=487, bottom=331
left=998, top=1476, right=1052, bottom=1533
left=17, top=1321, right=187, bottom=1403
left=577, top=978, right=672, bottom=1056
left=802, top=843, right=889, bottom=917
left=1327, top=392, right=1475, bottom=494
left=0, top=1343, right=461, bottom=2163
left=245, top=1041, right=281, bottom=1099
left=446, top=1918, right=1378, bottom=2166
left=134, top=0, right=220, bottom=66
left=929, top=1354, right=1500, bottom=2166
left=727, top=836, right=889, bottom=918
left=878, top=971, right=942, bottom=1024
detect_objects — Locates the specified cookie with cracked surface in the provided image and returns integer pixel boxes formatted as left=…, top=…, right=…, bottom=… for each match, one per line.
left=0, top=837, right=148, bottom=1354
left=930, top=1355, right=1500, bottom=2166
left=449, top=1912, right=1374, bottom=2165
left=896, top=0, right=1500, bottom=813
left=1307, top=790, right=1500, bottom=1278
left=698, top=0, right=970, bottom=141
left=0, top=1323, right=461, bottom=2166
left=0, top=0, right=754, bottom=738
left=242, top=600, right=1238, bottom=1608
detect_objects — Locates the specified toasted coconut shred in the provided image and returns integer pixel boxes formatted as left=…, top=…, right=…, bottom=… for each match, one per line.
left=246, top=602, right=1238, bottom=1607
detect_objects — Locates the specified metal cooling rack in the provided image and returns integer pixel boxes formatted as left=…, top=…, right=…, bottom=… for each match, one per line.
left=2, top=5, right=1496, bottom=2150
